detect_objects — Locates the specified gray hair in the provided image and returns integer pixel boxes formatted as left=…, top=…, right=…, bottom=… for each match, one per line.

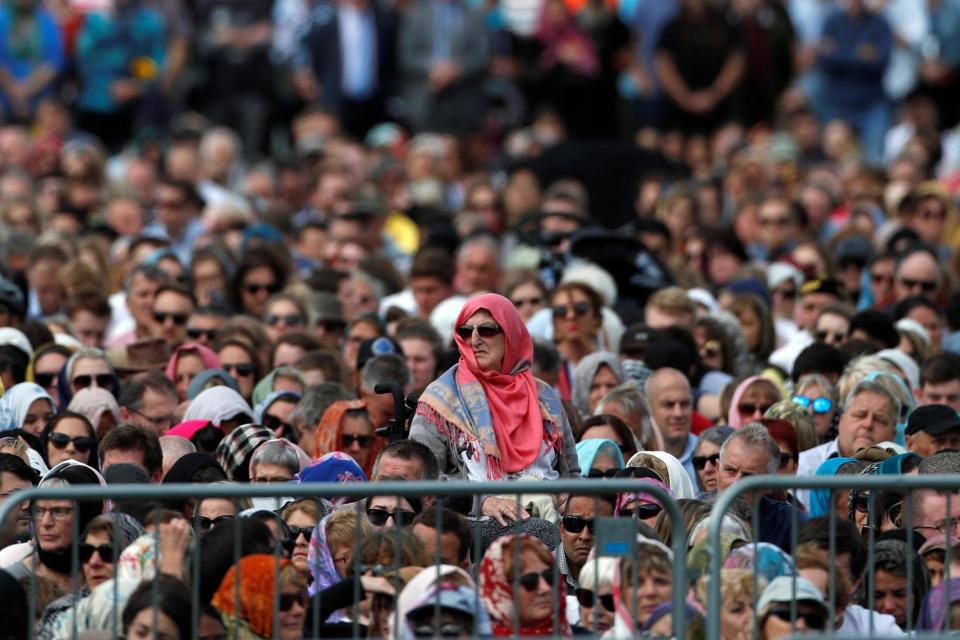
left=361, top=354, right=411, bottom=393
left=457, top=234, right=500, bottom=264
left=289, top=382, right=352, bottom=434
left=595, top=381, right=653, bottom=444
left=843, top=379, right=901, bottom=423
left=250, top=439, right=302, bottom=477
left=577, top=555, right=617, bottom=592
left=352, top=270, right=385, bottom=303
left=123, top=264, right=168, bottom=295
left=720, top=422, right=780, bottom=475
left=695, top=426, right=736, bottom=453
left=159, top=435, right=195, bottom=466
left=67, top=347, right=114, bottom=380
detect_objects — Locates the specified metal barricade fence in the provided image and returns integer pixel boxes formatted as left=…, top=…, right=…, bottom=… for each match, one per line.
left=0, top=479, right=687, bottom=639
left=706, top=474, right=960, bottom=640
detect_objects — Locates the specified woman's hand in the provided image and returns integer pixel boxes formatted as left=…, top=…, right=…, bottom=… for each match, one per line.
left=482, top=496, right=529, bottom=527
left=158, top=518, right=191, bottom=580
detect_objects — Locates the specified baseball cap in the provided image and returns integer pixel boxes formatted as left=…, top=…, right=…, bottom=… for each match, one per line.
left=406, top=583, right=480, bottom=621
left=758, top=576, right=828, bottom=618
left=834, top=235, right=874, bottom=266
left=314, top=292, right=345, bottom=325
left=619, top=323, right=655, bottom=357
left=799, top=278, right=843, bottom=298
left=905, top=404, right=960, bottom=436
left=0, top=328, right=32, bottom=358
left=357, top=336, right=402, bottom=371
left=103, top=463, right=150, bottom=485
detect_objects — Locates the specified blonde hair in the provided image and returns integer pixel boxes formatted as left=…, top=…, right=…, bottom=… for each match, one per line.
left=282, top=499, right=319, bottom=524
left=695, top=569, right=760, bottom=607
left=837, top=356, right=894, bottom=405
left=325, top=508, right=374, bottom=552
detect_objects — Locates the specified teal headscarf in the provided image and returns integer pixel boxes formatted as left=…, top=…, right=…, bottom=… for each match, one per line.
left=251, top=367, right=306, bottom=407
left=809, top=457, right=857, bottom=518
left=878, top=452, right=921, bottom=475
left=575, top=439, right=624, bottom=477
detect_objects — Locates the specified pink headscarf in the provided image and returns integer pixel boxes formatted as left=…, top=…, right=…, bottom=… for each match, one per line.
left=167, top=419, right=219, bottom=441
left=727, top=375, right=783, bottom=428
left=164, top=343, right=222, bottom=382
left=454, top=294, right=544, bottom=474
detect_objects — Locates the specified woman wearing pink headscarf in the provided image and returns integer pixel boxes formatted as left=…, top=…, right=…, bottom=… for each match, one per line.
left=164, top=343, right=222, bottom=402
left=410, top=293, right=579, bottom=524
left=726, top=376, right=783, bottom=428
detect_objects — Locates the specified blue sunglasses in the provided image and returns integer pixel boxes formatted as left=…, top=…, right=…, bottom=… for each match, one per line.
left=792, top=395, right=832, bottom=414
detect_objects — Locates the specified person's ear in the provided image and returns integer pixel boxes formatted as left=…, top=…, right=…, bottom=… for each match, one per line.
left=119, top=406, right=133, bottom=422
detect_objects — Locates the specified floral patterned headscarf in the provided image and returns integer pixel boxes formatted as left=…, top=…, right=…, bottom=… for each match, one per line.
left=479, top=533, right=568, bottom=637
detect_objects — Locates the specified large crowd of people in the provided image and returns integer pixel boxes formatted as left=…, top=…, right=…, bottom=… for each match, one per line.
left=0, top=0, right=960, bottom=637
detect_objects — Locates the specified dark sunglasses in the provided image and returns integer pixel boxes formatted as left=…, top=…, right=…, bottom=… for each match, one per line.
left=187, top=327, right=219, bottom=341
left=279, top=592, right=307, bottom=612
left=49, top=432, right=94, bottom=452
left=342, top=434, right=373, bottom=448
left=813, top=330, right=847, bottom=343
left=455, top=323, right=503, bottom=340
left=692, top=453, right=720, bottom=470
left=366, top=507, right=416, bottom=527
left=518, top=568, right=555, bottom=592
left=153, top=311, right=189, bottom=326
left=561, top=515, right=596, bottom=534
left=576, top=588, right=615, bottom=612
left=263, top=414, right=293, bottom=437
left=223, top=363, right=254, bottom=378
left=245, top=283, right=280, bottom=295
left=766, top=606, right=826, bottom=629
left=71, top=374, right=113, bottom=390
left=511, top=296, right=543, bottom=308
left=553, top=302, right=591, bottom=319
left=79, top=543, right=114, bottom=563
left=198, top=515, right=234, bottom=531
left=898, top=277, right=937, bottom=293
left=34, top=372, right=56, bottom=388
left=264, top=314, right=304, bottom=327
left=587, top=467, right=620, bottom=479
left=871, top=272, right=894, bottom=285
left=287, top=526, right=314, bottom=543
left=779, top=451, right=798, bottom=469
left=620, top=504, right=662, bottom=520
left=738, top=402, right=772, bottom=416
left=413, top=624, right=470, bottom=638
left=776, top=289, right=797, bottom=299
left=317, top=319, right=346, bottom=332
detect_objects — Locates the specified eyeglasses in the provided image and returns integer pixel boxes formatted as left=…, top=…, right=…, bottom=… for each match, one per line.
left=131, top=409, right=174, bottom=430
left=253, top=474, right=293, bottom=484
left=413, top=624, right=471, bottom=638
left=511, top=297, right=543, bottom=308
left=187, top=327, right=219, bottom=341
left=244, top=283, right=280, bottom=295
left=871, top=272, right=894, bottom=285
left=518, top=568, right=554, bottom=592
left=342, top=434, right=373, bottom=448
left=553, top=302, right=591, bottom=319
left=692, top=453, right=720, bottom=470
left=34, top=506, right=72, bottom=520
left=575, top=588, right=616, bottom=612
left=198, top=515, right=234, bottom=532
left=34, top=372, right=56, bottom=389
left=737, top=402, right=772, bottom=416
left=279, top=592, right=307, bottom=612
left=455, top=323, right=503, bottom=340
left=586, top=467, right=620, bottom=479
left=71, top=374, right=113, bottom=390
left=153, top=311, right=189, bottom=326
left=916, top=517, right=960, bottom=535
left=792, top=395, right=832, bottom=414
left=775, top=288, right=797, bottom=300
left=316, top=319, right=346, bottom=333
left=264, top=314, right=304, bottom=327
left=48, top=432, right=94, bottom=452
left=620, top=504, right=662, bottom=520
left=366, top=507, right=416, bottom=527
left=765, top=606, right=826, bottom=630
left=79, top=543, right=115, bottom=563
left=561, top=515, right=596, bottom=534
left=223, top=363, right=254, bottom=378
left=263, top=414, right=294, bottom=437
left=898, top=277, right=938, bottom=293
left=814, top=330, right=847, bottom=343
left=778, top=451, right=798, bottom=469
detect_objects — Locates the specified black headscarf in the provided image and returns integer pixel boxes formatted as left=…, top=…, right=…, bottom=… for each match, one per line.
left=163, top=452, right=225, bottom=484
left=0, top=569, right=28, bottom=640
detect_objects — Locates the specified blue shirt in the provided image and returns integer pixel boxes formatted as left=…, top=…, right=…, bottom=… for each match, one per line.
left=818, top=9, right=892, bottom=109
left=678, top=432, right=699, bottom=489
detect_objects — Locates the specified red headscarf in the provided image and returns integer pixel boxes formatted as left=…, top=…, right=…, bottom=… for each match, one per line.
left=313, top=399, right=383, bottom=478
left=454, top=294, right=544, bottom=474
left=212, top=554, right=293, bottom=638
left=164, top=343, right=222, bottom=382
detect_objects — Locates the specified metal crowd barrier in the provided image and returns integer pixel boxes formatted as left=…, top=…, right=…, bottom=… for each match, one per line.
left=706, top=474, right=960, bottom=640
left=0, top=479, right=687, bottom=639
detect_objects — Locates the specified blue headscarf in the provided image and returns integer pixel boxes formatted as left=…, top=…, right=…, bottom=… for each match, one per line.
left=575, top=439, right=624, bottom=477
left=878, top=452, right=921, bottom=475
left=809, top=457, right=857, bottom=518
left=186, top=369, right=240, bottom=401
left=253, top=389, right=302, bottom=424
left=295, top=452, right=367, bottom=489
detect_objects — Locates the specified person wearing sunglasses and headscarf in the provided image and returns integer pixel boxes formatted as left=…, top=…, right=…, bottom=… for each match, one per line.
left=212, top=554, right=309, bottom=639
left=410, top=293, right=579, bottom=525
left=480, top=533, right=569, bottom=637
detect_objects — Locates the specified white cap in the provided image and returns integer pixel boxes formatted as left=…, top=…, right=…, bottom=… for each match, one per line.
left=877, top=348, right=920, bottom=391
left=895, top=318, right=931, bottom=348
left=758, top=576, right=828, bottom=618
left=767, top=263, right=803, bottom=290
left=0, top=328, right=32, bottom=358
left=687, top=288, right=719, bottom=313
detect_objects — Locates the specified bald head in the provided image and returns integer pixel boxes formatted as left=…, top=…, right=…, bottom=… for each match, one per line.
left=895, top=250, right=940, bottom=301
left=645, top=368, right=692, bottom=446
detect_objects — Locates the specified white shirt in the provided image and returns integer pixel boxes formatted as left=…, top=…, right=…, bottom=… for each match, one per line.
left=838, top=605, right=904, bottom=637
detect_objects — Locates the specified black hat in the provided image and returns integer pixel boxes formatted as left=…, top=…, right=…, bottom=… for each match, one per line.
left=800, top=277, right=843, bottom=298
left=905, top=404, right=960, bottom=436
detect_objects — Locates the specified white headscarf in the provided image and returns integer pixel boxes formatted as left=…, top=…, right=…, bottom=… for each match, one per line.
left=182, top=386, right=253, bottom=427
left=627, top=450, right=695, bottom=499
left=0, top=382, right=55, bottom=432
